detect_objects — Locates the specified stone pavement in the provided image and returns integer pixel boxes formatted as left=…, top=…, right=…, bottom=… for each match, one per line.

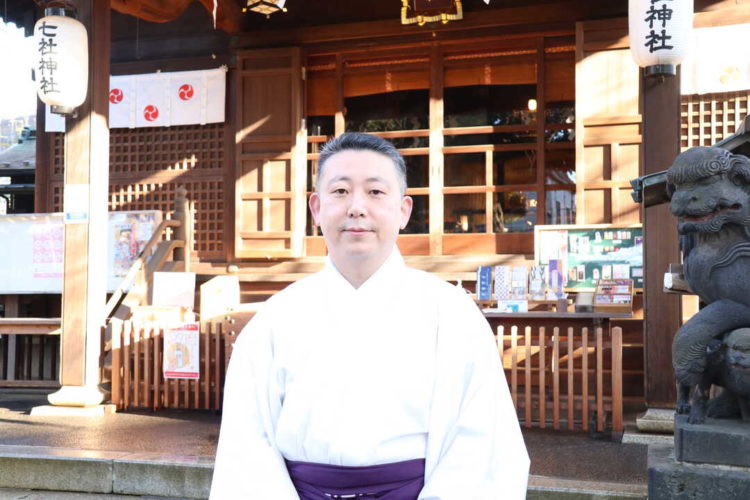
left=0, top=390, right=649, bottom=499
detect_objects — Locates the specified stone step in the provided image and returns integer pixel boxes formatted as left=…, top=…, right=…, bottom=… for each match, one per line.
left=528, top=475, right=647, bottom=499
left=0, top=445, right=211, bottom=499
left=0, top=445, right=647, bottom=500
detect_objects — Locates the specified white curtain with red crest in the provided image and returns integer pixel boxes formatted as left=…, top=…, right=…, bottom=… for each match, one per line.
left=107, top=66, right=226, bottom=129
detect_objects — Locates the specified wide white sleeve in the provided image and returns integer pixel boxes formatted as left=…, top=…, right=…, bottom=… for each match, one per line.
left=209, top=308, right=299, bottom=499
left=420, top=293, right=530, bottom=500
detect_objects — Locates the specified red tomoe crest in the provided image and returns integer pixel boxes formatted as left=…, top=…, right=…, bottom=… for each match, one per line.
left=178, top=84, right=194, bottom=101
left=144, top=105, right=159, bottom=121
left=109, top=88, right=124, bottom=104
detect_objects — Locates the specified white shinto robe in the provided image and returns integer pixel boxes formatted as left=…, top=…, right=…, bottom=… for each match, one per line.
left=210, top=249, right=530, bottom=499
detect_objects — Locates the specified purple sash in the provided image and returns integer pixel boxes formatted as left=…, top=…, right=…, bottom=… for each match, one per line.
left=285, top=458, right=425, bottom=500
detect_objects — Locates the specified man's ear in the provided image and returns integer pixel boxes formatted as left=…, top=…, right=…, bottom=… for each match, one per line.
left=400, top=195, right=413, bottom=230
left=309, top=192, right=321, bottom=226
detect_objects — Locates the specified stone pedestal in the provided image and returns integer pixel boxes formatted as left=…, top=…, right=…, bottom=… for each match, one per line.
left=649, top=416, right=750, bottom=500
left=637, top=408, right=675, bottom=433
left=675, top=415, right=750, bottom=467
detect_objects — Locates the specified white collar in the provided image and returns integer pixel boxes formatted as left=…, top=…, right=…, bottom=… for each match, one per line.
left=323, top=247, right=405, bottom=296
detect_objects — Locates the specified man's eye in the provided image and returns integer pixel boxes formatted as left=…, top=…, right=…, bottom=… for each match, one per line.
left=370, top=189, right=385, bottom=195
left=333, top=188, right=347, bottom=194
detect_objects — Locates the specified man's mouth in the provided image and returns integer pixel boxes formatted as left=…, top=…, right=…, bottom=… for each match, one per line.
left=342, top=227, right=374, bottom=234
left=682, top=203, right=742, bottom=222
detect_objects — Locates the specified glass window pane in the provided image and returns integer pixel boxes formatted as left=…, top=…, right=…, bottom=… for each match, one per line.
left=545, top=100, right=574, bottom=125
left=405, top=155, right=429, bottom=189
left=444, top=193, right=487, bottom=233
left=306, top=158, right=318, bottom=192
left=545, top=190, right=576, bottom=225
left=445, top=153, right=486, bottom=187
left=545, top=128, right=574, bottom=143
left=308, top=116, right=335, bottom=136
left=444, top=131, right=536, bottom=147
left=345, top=89, right=428, bottom=148
left=444, top=84, right=536, bottom=128
left=494, top=191, right=537, bottom=233
left=494, top=150, right=536, bottom=185
left=544, top=150, right=575, bottom=185
left=403, top=195, right=429, bottom=234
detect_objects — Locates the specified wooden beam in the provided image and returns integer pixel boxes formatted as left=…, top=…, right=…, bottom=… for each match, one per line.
left=34, top=98, right=52, bottom=213
left=642, top=69, right=682, bottom=408
left=51, top=0, right=110, bottom=406
left=110, top=0, right=242, bottom=33
left=233, top=1, right=627, bottom=49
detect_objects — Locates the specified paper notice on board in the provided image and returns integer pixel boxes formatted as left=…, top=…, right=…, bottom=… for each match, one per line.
left=63, top=184, right=89, bottom=224
left=163, top=323, right=200, bottom=379
left=31, top=223, right=63, bottom=278
left=612, top=264, right=630, bottom=279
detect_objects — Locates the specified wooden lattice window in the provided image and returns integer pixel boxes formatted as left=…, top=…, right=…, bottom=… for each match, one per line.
left=109, top=124, right=224, bottom=174
left=52, top=134, right=64, bottom=177
left=48, top=123, right=226, bottom=260
left=681, top=91, right=750, bottom=150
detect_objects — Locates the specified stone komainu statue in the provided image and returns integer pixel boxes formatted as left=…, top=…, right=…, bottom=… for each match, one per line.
left=667, top=146, right=750, bottom=423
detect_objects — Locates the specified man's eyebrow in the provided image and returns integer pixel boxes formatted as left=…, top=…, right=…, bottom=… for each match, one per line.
left=326, top=175, right=352, bottom=185
left=326, top=175, right=390, bottom=185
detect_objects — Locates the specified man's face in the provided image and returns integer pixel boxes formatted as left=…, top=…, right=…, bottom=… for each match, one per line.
left=309, top=149, right=412, bottom=271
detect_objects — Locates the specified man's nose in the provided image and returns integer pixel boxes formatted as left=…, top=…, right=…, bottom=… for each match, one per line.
left=347, top=191, right=367, bottom=217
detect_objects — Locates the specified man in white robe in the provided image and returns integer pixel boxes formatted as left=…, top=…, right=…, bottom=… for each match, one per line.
left=211, top=132, right=529, bottom=499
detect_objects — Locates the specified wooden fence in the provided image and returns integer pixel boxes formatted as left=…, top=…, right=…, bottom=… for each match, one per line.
left=111, top=319, right=623, bottom=433
left=498, top=325, right=623, bottom=433
left=110, top=319, right=228, bottom=411
left=0, top=333, right=59, bottom=387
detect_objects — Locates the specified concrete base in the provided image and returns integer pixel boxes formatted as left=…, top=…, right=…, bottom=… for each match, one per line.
left=47, top=385, right=106, bottom=408
left=30, top=404, right=116, bottom=417
left=636, top=408, right=674, bottom=433
left=649, top=445, right=750, bottom=500
left=528, top=475, right=646, bottom=499
left=621, top=429, right=674, bottom=446
left=0, top=445, right=212, bottom=499
left=675, top=414, right=750, bottom=467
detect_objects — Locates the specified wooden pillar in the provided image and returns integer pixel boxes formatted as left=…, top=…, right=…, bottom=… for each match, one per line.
left=642, top=71, right=682, bottom=408
left=47, top=0, right=110, bottom=408
left=428, top=44, right=444, bottom=256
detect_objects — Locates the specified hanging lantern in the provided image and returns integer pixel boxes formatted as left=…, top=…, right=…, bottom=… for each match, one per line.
left=628, top=0, right=693, bottom=77
left=244, top=0, right=287, bottom=18
left=33, top=8, right=88, bottom=115
left=402, top=0, right=463, bottom=26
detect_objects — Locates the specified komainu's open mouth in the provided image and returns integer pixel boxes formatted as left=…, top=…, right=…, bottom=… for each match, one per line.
left=730, top=362, right=750, bottom=372
left=682, top=203, right=742, bottom=222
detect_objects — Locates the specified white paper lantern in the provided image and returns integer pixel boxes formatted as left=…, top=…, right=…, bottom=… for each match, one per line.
left=33, top=8, right=88, bottom=114
left=629, top=0, right=693, bottom=76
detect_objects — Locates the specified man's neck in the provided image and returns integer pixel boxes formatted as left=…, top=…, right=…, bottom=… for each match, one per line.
left=330, top=252, right=391, bottom=289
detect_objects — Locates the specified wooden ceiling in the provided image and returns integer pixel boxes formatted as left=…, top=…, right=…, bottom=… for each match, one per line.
left=109, top=0, right=580, bottom=33
left=1, top=0, right=737, bottom=36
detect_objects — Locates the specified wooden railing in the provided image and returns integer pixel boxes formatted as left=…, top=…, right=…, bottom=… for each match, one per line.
left=104, top=187, right=191, bottom=323
left=0, top=319, right=60, bottom=387
left=497, top=325, right=623, bottom=433
left=111, top=316, right=622, bottom=435
left=110, top=319, right=226, bottom=411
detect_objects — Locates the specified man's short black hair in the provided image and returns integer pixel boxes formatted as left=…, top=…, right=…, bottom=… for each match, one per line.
left=317, top=132, right=407, bottom=196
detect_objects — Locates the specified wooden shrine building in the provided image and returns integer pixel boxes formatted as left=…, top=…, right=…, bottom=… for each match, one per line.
left=4, top=0, right=750, bottom=417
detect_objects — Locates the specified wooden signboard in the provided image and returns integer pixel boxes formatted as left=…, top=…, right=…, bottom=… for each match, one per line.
left=534, top=224, right=643, bottom=292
